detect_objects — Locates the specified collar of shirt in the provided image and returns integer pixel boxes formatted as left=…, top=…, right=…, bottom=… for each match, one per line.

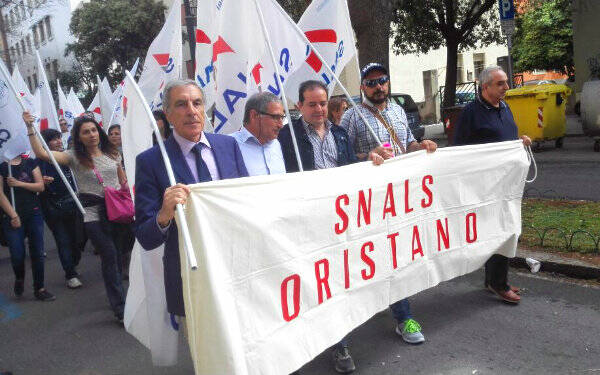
left=237, top=126, right=275, bottom=147
left=301, top=117, right=333, bottom=135
left=173, top=130, right=212, bottom=156
left=477, top=93, right=507, bottom=111
left=362, top=96, right=390, bottom=112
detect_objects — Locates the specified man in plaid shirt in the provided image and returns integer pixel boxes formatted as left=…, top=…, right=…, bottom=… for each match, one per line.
left=340, top=63, right=436, bottom=160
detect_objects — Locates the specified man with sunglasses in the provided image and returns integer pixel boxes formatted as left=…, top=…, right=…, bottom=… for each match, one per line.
left=230, top=92, right=286, bottom=176
left=340, top=63, right=437, bottom=160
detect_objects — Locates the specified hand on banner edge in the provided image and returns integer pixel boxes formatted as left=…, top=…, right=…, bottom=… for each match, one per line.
left=520, top=135, right=532, bottom=147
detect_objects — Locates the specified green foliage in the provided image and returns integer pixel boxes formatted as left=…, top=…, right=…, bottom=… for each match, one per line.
left=391, top=0, right=502, bottom=55
left=275, top=0, right=309, bottom=22
left=511, top=0, right=573, bottom=76
left=66, top=0, right=166, bottom=96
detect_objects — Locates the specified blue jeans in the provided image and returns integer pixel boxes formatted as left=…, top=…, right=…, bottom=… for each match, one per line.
left=338, top=298, right=412, bottom=349
left=44, top=212, right=78, bottom=279
left=2, top=210, right=45, bottom=290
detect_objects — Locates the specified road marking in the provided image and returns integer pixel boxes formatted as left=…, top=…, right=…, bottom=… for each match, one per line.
left=0, top=293, right=22, bottom=322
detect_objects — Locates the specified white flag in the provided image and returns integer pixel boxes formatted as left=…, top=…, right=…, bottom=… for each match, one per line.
left=121, top=72, right=179, bottom=366
left=0, top=59, right=31, bottom=161
left=57, top=80, right=74, bottom=129
left=87, top=90, right=103, bottom=127
left=194, top=0, right=306, bottom=134
left=98, top=76, right=115, bottom=129
left=137, top=0, right=183, bottom=111
left=11, top=66, right=37, bottom=114
left=67, top=88, right=85, bottom=118
left=109, top=59, right=140, bottom=126
left=284, top=0, right=358, bottom=102
left=35, top=50, right=60, bottom=131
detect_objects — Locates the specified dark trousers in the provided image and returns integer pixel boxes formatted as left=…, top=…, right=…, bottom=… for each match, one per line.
left=2, top=211, right=45, bottom=290
left=485, top=254, right=509, bottom=291
left=44, top=212, right=79, bottom=279
left=85, top=219, right=126, bottom=318
left=112, top=223, right=134, bottom=274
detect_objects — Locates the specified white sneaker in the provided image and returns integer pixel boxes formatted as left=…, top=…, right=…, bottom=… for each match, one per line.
left=66, top=277, right=83, bottom=289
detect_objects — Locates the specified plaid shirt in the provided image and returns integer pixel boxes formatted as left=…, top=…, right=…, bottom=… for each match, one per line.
left=301, top=118, right=338, bottom=169
left=340, top=99, right=415, bottom=156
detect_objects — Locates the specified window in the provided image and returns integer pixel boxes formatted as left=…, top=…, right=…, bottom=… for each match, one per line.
left=10, top=47, right=15, bottom=61
left=44, top=16, right=52, bottom=39
left=26, top=35, right=31, bottom=53
left=32, top=73, right=38, bottom=88
left=27, top=76, right=33, bottom=92
left=16, top=44, right=21, bottom=57
left=20, top=1, right=26, bottom=19
left=39, top=21, right=45, bottom=43
left=32, top=24, right=39, bottom=47
left=45, top=62, right=51, bottom=79
left=21, top=40, right=26, bottom=55
left=473, top=53, right=485, bottom=80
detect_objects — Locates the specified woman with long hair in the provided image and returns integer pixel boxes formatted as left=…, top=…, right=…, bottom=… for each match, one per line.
left=0, top=152, right=54, bottom=301
left=38, top=129, right=83, bottom=289
left=152, top=110, right=172, bottom=144
left=23, top=113, right=126, bottom=321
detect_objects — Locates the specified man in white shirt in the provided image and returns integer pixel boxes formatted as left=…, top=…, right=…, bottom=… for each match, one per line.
left=230, top=92, right=286, bottom=176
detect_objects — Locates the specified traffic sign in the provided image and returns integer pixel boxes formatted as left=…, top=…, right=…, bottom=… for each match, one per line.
left=499, top=0, right=515, bottom=20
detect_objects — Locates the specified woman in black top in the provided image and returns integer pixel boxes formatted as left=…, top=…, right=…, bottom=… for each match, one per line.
left=39, top=129, right=84, bottom=289
left=0, top=155, right=54, bottom=301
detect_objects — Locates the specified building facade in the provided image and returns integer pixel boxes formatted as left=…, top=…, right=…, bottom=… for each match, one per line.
left=1, top=0, right=76, bottom=91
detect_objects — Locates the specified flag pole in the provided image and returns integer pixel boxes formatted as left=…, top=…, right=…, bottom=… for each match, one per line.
left=7, top=164, right=15, bottom=210
left=0, top=60, right=86, bottom=216
left=273, top=0, right=383, bottom=149
left=253, top=0, right=304, bottom=172
left=124, top=71, right=198, bottom=270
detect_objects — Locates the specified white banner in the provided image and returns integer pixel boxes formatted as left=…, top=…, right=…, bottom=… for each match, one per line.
left=57, top=80, right=74, bottom=129
left=67, top=88, right=85, bottom=118
left=195, top=0, right=306, bottom=134
left=179, top=141, right=529, bottom=375
left=11, top=66, right=37, bottom=115
left=284, top=0, right=358, bottom=103
left=98, top=77, right=115, bottom=129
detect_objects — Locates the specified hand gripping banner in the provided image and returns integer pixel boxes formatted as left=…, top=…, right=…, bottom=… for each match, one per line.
left=179, top=140, right=530, bottom=375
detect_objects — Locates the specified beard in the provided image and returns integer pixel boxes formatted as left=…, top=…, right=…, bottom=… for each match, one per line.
left=365, top=89, right=388, bottom=105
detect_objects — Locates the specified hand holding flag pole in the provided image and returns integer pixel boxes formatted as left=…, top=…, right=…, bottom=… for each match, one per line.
left=124, top=71, right=198, bottom=270
left=7, top=164, right=15, bottom=210
left=0, top=60, right=86, bottom=216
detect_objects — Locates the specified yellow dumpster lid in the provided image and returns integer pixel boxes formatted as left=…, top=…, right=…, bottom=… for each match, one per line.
left=505, top=84, right=572, bottom=97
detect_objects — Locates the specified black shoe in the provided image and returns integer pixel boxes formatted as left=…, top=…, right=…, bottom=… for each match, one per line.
left=14, top=279, right=24, bottom=297
left=34, top=288, right=56, bottom=301
left=332, top=346, right=356, bottom=373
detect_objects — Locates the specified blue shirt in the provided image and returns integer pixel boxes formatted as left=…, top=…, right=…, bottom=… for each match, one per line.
left=230, top=127, right=286, bottom=176
left=453, top=97, right=519, bottom=145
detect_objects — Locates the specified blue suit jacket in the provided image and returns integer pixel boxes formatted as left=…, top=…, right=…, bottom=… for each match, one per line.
left=134, top=133, right=248, bottom=316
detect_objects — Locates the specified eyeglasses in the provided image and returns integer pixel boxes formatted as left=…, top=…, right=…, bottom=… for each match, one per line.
left=363, top=75, right=389, bottom=87
left=259, top=111, right=286, bottom=121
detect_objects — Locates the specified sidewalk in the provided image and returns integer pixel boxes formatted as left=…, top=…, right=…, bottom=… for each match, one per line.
left=512, top=247, right=600, bottom=280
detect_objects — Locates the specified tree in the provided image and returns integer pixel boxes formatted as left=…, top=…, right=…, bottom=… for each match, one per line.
left=511, top=0, right=573, bottom=77
left=392, top=0, right=503, bottom=107
left=66, top=0, right=166, bottom=93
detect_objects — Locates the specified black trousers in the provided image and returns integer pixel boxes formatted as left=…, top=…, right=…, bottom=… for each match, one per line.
left=485, top=254, right=509, bottom=291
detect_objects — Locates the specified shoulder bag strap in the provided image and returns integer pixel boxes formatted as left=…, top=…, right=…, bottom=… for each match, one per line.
left=91, top=164, right=105, bottom=187
left=361, top=104, right=406, bottom=154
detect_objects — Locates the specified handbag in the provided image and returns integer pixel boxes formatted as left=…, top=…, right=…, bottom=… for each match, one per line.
left=92, top=166, right=134, bottom=223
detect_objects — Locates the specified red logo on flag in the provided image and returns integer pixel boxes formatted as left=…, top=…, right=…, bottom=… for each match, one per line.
left=122, top=97, right=128, bottom=117
left=212, top=36, right=235, bottom=62
left=304, top=29, right=337, bottom=73
left=40, top=118, right=49, bottom=131
left=153, top=53, right=171, bottom=67
left=196, top=29, right=211, bottom=44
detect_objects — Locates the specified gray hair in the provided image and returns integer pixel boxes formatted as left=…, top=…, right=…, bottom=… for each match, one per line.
left=243, top=92, right=282, bottom=124
left=163, top=79, right=203, bottom=113
left=479, top=65, right=505, bottom=87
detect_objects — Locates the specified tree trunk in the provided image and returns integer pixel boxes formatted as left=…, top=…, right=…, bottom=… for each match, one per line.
left=443, top=39, right=459, bottom=108
left=348, top=0, right=393, bottom=69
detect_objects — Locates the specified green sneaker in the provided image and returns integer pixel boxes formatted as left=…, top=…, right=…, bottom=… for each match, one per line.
left=395, top=318, right=425, bottom=344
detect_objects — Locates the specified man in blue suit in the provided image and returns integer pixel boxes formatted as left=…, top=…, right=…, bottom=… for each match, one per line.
left=134, top=79, right=248, bottom=317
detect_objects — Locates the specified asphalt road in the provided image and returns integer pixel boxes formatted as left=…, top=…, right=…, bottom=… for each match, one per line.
left=1, top=248, right=599, bottom=375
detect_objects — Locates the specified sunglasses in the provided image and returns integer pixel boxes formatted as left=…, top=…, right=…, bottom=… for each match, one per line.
left=363, top=75, right=389, bottom=87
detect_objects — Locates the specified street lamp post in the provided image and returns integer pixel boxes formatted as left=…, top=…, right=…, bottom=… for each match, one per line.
left=182, top=0, right=196, bottom=79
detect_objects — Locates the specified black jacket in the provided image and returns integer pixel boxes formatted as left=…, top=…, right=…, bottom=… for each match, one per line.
left=278, top=118, right=357, bottom=173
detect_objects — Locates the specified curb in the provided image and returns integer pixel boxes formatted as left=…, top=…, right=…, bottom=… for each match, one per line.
left=510, top=256, right=600, bottom=280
